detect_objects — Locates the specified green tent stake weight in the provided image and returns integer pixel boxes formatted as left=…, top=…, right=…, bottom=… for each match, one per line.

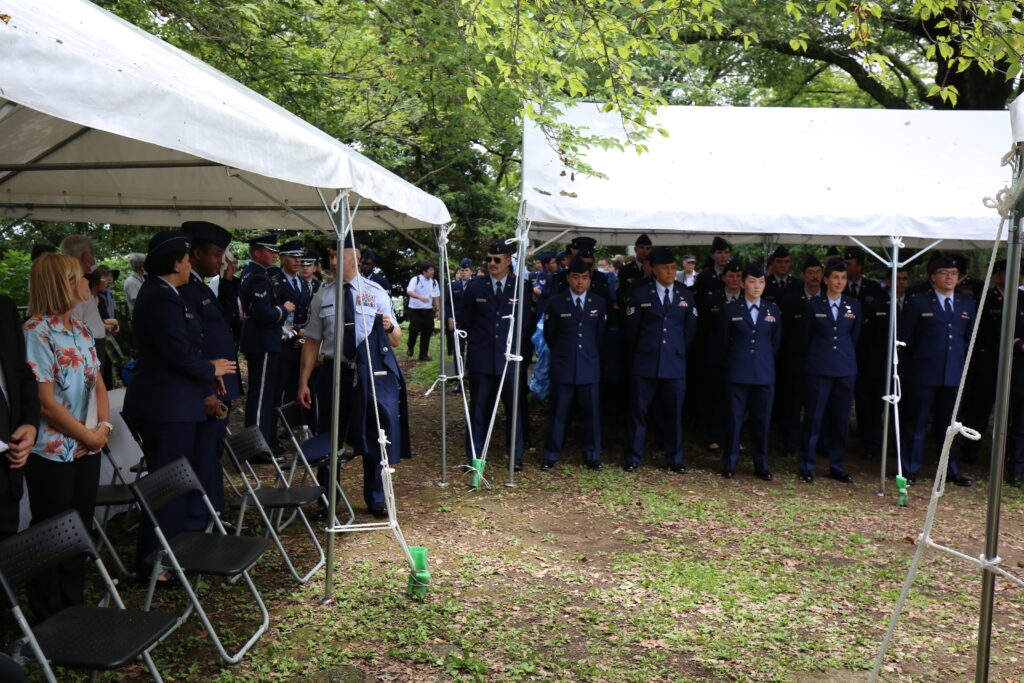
left=471, top=458, right=484, bottom=489
left=895, top=475, right=908, bottom=507
left=407, top=546, right=430, bottom=599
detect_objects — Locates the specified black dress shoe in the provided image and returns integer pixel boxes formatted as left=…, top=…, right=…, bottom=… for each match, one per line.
left=799, top=471, right=814, bottom=483
left=368, top=506, right=388, bottom=519
left=721, top=470, right=735, bottom=479
left=419, top=356, right=433, bottom=362
left=1010, top=475, right=1023, bottom=488
left=540, top=461, right=556, bottom=471
left=624, top=463, right=639, bottom=472
left=949, top=474, right=973, bottom=487
left=755, top=470, right=773, bottom=482
left=667, top=464, right=686, bottom=474
left=513, top=462, right=523, bottom=472
left=904, top=475, right=917, bottom=486
left=828, top=469, right=853, bottom=483
left=312, top=507, right=329, bottom=522
left=585, top=462, right=604, bottom=471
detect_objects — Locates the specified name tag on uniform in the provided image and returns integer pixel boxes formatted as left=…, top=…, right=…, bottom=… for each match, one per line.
left=202, top=299, right=212, bottom=305
left=922, top=312, right=934, bottom=318
left=476, top=298, right=487, bottom=302
left=765, top=315, right=776, bottom=322
left=815, top=313, right=826, bottom=318
left=793, top=314, right=802, bottom=319
left=875, top=311, right=886, bottom=316
left=185, top=312, right=195, bottom=318
left=731, top=317, right=743, bottom=321
left=640, top=302, right=651, bottom=308
left=560, top=313, right=571, bottom=317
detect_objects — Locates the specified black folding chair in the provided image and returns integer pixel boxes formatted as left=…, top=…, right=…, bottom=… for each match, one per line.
left=130, top=457, right=269, bottom=664
left=92, top=446, right=137, bottom=577
left=223, top=426, right=325, bottom=583
left=276, top=401, right=355, bottom=527
left=0, top=511, right=176, bottom=682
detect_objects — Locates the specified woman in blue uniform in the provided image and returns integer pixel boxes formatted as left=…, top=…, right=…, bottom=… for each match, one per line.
left=124, top=231, right=237, bottom=578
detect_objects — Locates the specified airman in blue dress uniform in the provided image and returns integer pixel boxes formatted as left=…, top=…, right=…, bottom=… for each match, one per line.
left=1004, top=292, right=1024, bottom=487
left=444, top=257, right=473, bottom=370
left=461, top=239, right=534, bottom=470
left=239, top=233, right=295, bottom=445
left=623, top=247, right=698, bottom=472
left=178, top=221, right=241, bottom=529
left=763, top=246, right=801, bottom=304
left=125, top=231, right=237, bottom=576
left=298, top=235, right=410, bottom=517
left=900, top=255, right=976, bottom=487
left=695, top=256, right=744, bottom=450
left=776, top=255, right=823, bottom=456
left=275, top=239, right=314, bottom=430
left=529, top=251, right=557, bottom=318
left=541, top=256, right=607, bottom=470
left=719, top=263, right=782, bottom=480
left=797, top=257, right=861, bottom=483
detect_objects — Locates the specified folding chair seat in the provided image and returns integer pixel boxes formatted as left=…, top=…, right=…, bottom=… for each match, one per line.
left=130, top=457, right=269, bottom=664
left=0, top=510, right=175, bottom=683
left=276, top=401, right=355, bottom=526
left=224, top=426, right=325, bottom=583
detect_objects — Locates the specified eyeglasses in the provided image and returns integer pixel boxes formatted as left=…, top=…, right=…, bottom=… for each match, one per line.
left=933, top=269, right=958, bottom=277
left=486, top=256, right=504, bottom=263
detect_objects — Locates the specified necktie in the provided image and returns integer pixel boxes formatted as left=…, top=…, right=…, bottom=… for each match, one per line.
left=831, top=303, right=839, bottom=321
left=852, top=282, right=859, bottom=298
left=343, top=283, right=356, bottom=360
left=750, top=304, right=759, bottom=325
left=575, top=297, right=583, bottom=316
left=663, top=288, right=671, bottom=308
left=495, top=280, right=502, bottom=307
left=944, top=297, right=953, bottom=318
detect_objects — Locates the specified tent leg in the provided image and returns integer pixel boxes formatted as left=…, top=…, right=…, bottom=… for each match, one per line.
left=877, top=241, right=899, bottom=497
left=438, top=228, right=449, bottom=487
left=976, top=167, right=1023, bottom=681
left=505, top=219, right=530, bottom=487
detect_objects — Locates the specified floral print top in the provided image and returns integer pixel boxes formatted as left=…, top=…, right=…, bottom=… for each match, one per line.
left=23, top=315, right=99, bottom=462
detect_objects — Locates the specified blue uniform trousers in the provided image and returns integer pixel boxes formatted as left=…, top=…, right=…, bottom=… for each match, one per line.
left=356, top=368, right=402, bottom=509
left=780, top=365, right=805, bottom=452
left=543, top=382, right=601, bottom=465
left=133, top=419, right=200, bottom=575
left=466, top=372, right=525, bottom=465
left=626, top=376, right=685, bottom=467
left=186, top=403, right=230, bottom=531
left=901, top=385, right=961, bottom=477
left=725, top=382, right=773, bottom=472
left=276, top=346, right=302, bottom=428
left=313, top=359, right=357, bottom=505
left=245, top=351, right=280, bottom=445
left=799, top=374, right=854, bottom=474
left=1007, top=391, right=1024, bottom=479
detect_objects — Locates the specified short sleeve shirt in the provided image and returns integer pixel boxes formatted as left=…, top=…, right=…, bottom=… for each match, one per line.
left=406, top=275, right=440, bottom=310
left=306, top=277, right=393, bottom=360
left=23, top=315, right=99, bottom=462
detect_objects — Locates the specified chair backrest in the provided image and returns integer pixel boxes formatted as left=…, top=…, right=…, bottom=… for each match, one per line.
left=224, top=426, right=274, bottom=463
left=130, top=457, right=205, bottom=521
left=277, top=402, right=305, bottom=438
left=0, top=511, right=98, bottom=609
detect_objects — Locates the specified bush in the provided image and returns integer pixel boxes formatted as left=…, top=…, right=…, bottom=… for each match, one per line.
left=0, top=250, right=31, bottom=307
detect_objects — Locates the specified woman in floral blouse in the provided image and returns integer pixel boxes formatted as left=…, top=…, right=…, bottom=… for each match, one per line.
left=23, top=252, right=111, bottom=620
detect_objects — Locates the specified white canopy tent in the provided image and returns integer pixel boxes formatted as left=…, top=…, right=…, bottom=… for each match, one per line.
left=0, top=0, right=451, bottom=606
left=522, top=104, right=1009, bottom=248
left=0, top=0, right=450, bottom=231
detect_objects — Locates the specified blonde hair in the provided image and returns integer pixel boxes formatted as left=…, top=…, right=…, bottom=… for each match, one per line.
left=29, top=253, right=82, bottom=316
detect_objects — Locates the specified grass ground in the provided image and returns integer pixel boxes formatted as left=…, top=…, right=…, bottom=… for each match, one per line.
left=48, top=327, right=1024, bottom=681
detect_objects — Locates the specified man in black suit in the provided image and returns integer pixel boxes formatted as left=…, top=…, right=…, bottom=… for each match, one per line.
left=0, top=295, right=40, bottom=540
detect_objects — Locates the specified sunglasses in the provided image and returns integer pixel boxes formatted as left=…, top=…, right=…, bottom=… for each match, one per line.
left=486, top=256, right=505, bottom=263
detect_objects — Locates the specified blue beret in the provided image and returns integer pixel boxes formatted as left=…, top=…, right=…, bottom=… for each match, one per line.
left=148, top=230, right=191, bottom=257
left=279, top=239, right=304, bottom=256
left=181, top=221, right=231, bottom=250
left=247, top=232, right=279, bottom=252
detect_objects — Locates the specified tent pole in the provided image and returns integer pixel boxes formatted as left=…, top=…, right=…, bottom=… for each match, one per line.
left=505, top=217, right=530, bottom=487
left=877, top=239, right=899, bottom=497
left=320, top=190, right=349, bottom=605
left=975, top=149, right=1023, bottom=681
left=438, top=227, right=449, bottom=487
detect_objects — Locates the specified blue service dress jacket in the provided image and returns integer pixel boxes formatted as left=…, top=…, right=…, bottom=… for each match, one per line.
left=800, top=295, right=862, bottom=378
left=460, top=275, right=534, bottom=377
left=624, top=281, right=698, bottom=380
left=177, top=272, right=241, bottom=402
left=719, top=298, right=782, bottom=385
left=543, top=291, right=607, bottom=385
left=900, top=290, right=976, bottom=387
left=239, top=262, right=289, bottom=354
left=124, top=277, right=215, bottom=423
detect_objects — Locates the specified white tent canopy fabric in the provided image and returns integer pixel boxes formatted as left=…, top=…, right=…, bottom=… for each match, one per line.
left=0, top=0, right=450, bottom=232
left=522, top=104, right=1010, bottom=248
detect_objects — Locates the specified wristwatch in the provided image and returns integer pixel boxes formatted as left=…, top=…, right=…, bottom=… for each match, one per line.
left=384, top=324, right=395, bottom=334
left=98, top=421, right=114, bottom=433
